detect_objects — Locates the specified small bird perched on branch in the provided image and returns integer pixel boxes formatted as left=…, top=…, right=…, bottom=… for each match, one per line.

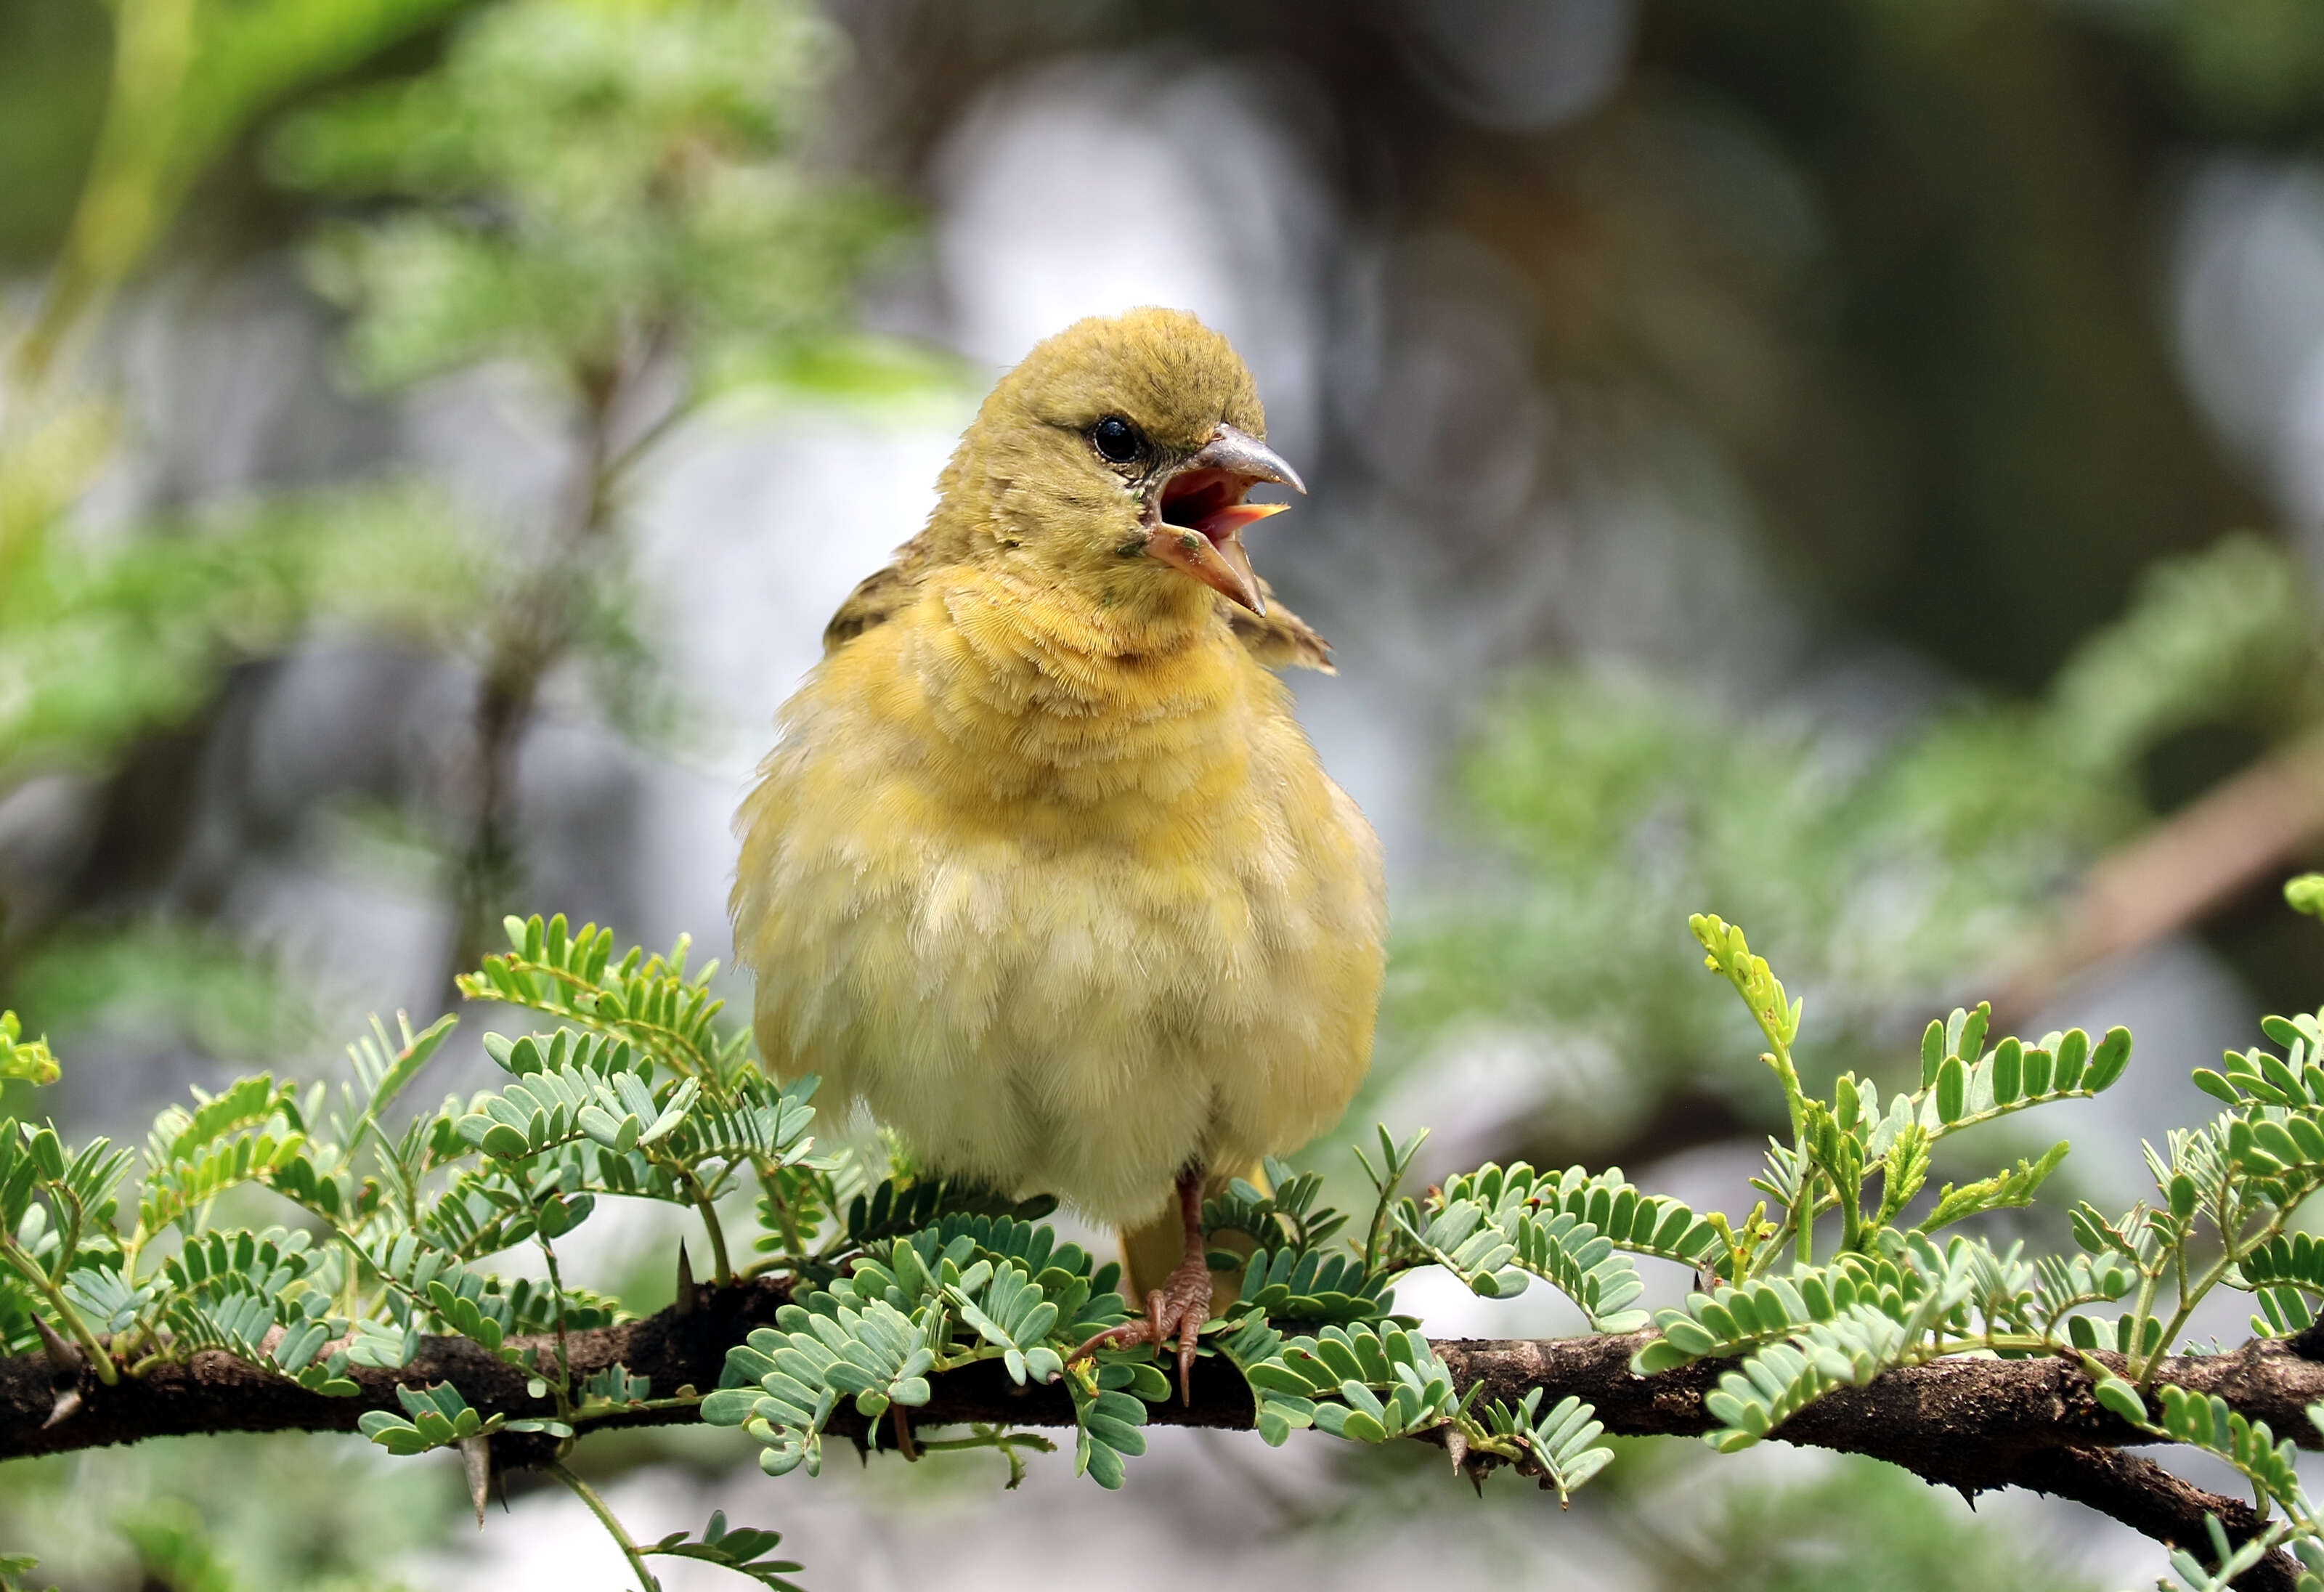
left=732, top=308, right=1385, bottom=1394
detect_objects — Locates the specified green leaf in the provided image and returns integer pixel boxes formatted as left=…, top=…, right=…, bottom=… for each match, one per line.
left=701, top=1386, right=763, bottom=1426
left=359, top=1382, right=511, bottom=1455
left=1071, top=1383, right=1149, bottom=1489
left=1990, top=1038, right=2022, bottom=1105
left=949, top=1262, right=1063, bottom=1385
left=1917, top=1142, right=2070, bottom=1232
left=1934, top=1056, right=1967, bottom=1124
left=715, top=1294, right=935, bottom=1480
left=2084, top=1027, right=2133, bottom=1092
left=2286, top=874, right=2324, bottom=919
left=2167, top=1173, right=2198, bottom=1221
left=644, top=1512, right=804, bottom=1592
left=2092, top=1374, right=2147, bottom=1424
left=1477, top=1388, right=1614, bottom=1504
left=2151, top=1386, right=2302, bottom=1509
left=2192, top=1069, right=2240, bottom=1105
left=1231, top=1246, right=1395, bottom=1325
left=457, top=919, right=742, bottom=1083
left=0, top=1015, right=58, bottom=1087
left=2054, top=1028, right=2089, bottom=1091
left=137, top=1096, right=306, bottom=1237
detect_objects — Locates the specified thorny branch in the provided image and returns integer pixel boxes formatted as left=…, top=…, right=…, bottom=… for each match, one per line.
left=7, top=1286, right=2324, bottom=1585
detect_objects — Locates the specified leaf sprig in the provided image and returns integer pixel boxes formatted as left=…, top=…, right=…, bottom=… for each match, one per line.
left=13, top=901, right=2324, bottom=1592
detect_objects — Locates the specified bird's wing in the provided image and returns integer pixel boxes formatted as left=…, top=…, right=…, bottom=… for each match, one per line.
left=1230, top=577, right=1336, bottom=674
left=825, top=546, right=1336, bottom=673
left=821, top=559, right=918, bottom=653
left=818, top=514, right=969, bottom=654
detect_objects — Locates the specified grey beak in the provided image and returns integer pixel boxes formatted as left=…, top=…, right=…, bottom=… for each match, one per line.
left=1189, top=423, right=1307, bottom=495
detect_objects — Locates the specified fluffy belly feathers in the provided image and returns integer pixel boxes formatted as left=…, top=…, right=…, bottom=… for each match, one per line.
left=733, top=617, right=1384, bottom=1227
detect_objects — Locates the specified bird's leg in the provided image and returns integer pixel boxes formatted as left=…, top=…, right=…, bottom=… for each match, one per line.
left=1071, top=1166, right=1213, bottom=1402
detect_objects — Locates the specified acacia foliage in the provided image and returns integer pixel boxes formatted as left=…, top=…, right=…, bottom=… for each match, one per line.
left=10, top=896, right=2324, bottom=1590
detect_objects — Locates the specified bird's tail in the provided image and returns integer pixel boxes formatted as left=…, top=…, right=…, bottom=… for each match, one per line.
left=1119, top=1163, right=1266, bottom=1315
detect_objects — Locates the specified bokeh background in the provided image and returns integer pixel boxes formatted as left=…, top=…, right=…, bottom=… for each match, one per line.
left=7, top=0, right=2324, bottom=1586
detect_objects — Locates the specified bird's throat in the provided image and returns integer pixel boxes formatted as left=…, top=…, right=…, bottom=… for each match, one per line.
left=923, top=569, right=1254, bottom=814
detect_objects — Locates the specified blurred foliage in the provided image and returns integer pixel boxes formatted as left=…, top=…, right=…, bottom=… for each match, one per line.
left=0, top=4, right=110, bottom=267
left=0, top=0, right=922, bottom=1067
left=257, top=0, right=922, bottom=986
left=1569, top=0, right=2272, bottom=698
left=11, top=925, right=323, bottom=1069
left=0, top=0, right=498, bottom=1013
left=0, top=486, right=489, bottom=782
left=1390, top=535, right=2322, bottom=1141
left=268, top=0, right=908, bottom=398
left=0, top=1432, right=447, bottom=1591
left=9, top=0, right=475, bottom=387
left=0, top=0, right=492, bottom=1113
left=1638, top=1453, right=2098, bottom=1592
left=2075, top=0, right=2324, bottom=142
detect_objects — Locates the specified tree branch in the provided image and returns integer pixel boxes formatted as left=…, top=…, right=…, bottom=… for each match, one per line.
left=1994, top=732, right=2324, bottom=1023
left=8, top=1296, right=2321, bottom=1584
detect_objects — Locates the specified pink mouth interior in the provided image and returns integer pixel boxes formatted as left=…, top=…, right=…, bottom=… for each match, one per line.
left=1158, top=469, right=1251, bottom=541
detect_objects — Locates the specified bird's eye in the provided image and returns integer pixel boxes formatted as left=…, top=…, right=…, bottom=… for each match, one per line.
left=1091, top=416, right=1142, bottom=464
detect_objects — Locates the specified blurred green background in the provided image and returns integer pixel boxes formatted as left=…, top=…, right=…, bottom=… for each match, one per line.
left=6, top=0, right=2324, bottom=1586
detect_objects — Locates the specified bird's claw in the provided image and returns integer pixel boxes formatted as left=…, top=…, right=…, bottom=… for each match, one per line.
left=1068, top=1254, right=1213, bottom=1403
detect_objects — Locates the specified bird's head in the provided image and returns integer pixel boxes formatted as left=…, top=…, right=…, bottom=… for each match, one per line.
left=959, top=307, right=1304, bottom=618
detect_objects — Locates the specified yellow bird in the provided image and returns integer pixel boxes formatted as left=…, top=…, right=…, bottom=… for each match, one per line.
left=731, top=308, right=1385, bottom=1390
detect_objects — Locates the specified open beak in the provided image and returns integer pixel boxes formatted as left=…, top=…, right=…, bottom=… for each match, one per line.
left=1145, top=423, right=1305, bottom=615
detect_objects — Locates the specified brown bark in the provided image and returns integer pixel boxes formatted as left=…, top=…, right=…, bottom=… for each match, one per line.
left=8, top=1289, right=2324, bottom=1584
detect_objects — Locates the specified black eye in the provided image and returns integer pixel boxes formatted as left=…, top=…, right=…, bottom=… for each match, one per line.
left=1091, top=415, right=1141, bottom=464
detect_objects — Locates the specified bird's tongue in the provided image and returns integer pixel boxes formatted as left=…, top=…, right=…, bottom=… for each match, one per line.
left=1194, top=501, right=1288, bottom=543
